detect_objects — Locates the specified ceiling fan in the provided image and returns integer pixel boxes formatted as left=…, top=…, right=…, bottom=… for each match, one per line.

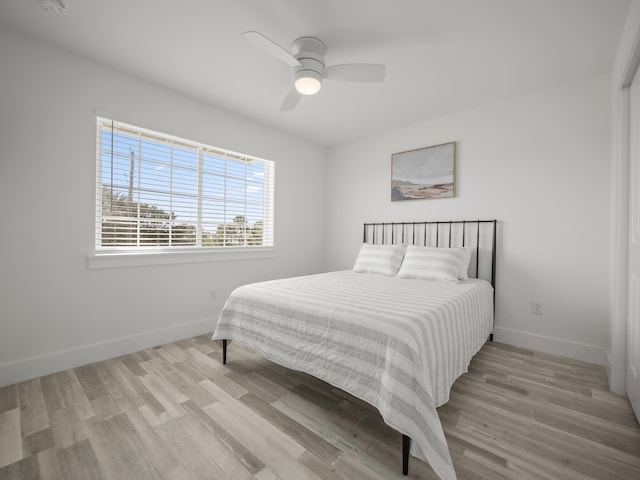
left=243, top=31, right=386, bottom=111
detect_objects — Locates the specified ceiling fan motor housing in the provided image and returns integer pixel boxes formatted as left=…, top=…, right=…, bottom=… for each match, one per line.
left=291, top=36, right=326, bottom=80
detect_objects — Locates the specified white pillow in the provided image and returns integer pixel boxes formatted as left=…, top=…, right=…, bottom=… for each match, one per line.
left=353, top=243, right=406, bottom=276
left=397, top=246, right=465, bottom=284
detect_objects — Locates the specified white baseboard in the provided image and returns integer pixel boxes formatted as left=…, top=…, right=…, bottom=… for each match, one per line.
left=1, top=322, right=610, bottom=388
left=493, top=326, right=608, bottom=366
left=0, top=317, right=216, bottom=388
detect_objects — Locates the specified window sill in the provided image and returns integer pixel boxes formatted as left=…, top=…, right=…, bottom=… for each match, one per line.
left=88, top=247, right=277, bottom=269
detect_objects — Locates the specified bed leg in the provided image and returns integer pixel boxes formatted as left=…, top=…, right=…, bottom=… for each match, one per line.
left=402, top=434, right=410, bottom=475
left=222, top=339, right=227, bottom=365
left=489, top=333, right=494, bottom=342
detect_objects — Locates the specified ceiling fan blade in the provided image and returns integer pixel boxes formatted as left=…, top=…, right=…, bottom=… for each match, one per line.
left=325, top=63, right=386, bottom=82
left=242, top=31, right=301, bottom=67
left=280, top=88, right=302, bottom=111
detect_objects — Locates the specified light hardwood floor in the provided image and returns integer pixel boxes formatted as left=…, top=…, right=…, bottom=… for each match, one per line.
left=0, top=337, right=639, bottom=480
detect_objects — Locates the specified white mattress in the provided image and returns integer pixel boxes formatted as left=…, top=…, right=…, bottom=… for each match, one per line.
left=212, top=270, right=494, bottom=480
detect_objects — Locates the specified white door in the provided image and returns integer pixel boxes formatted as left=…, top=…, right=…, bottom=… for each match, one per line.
left=627, top=66, right=640, bottom=419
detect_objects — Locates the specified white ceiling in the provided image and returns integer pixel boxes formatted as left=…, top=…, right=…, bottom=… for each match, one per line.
left=0, top=0, right=631, bottom=146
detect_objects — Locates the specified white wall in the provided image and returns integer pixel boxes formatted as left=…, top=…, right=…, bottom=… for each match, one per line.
left=0, top=27, right=326, bottom=386
left=324, top=74, right=611, bottom=365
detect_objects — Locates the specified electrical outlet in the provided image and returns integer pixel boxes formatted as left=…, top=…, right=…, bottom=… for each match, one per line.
left=531, top=301, right=543, bottom=315
left=209, top=289, right=217, bottom=301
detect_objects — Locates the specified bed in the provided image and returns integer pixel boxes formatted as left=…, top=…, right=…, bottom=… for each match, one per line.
left=212, top=220, right=497, bottom=480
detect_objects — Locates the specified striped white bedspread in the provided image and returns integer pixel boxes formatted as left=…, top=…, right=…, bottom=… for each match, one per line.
left=212, top=270, right=494, bottom=480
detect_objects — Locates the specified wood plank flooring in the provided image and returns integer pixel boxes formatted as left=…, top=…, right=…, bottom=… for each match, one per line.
left=1, top=337, right=639, bottom=479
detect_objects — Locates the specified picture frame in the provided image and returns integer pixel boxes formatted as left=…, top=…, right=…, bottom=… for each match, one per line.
left=391, top=142, right=456, bottom=200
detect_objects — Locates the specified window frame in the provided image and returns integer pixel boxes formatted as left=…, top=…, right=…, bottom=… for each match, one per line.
left=91, top=117, right=276, bottom=268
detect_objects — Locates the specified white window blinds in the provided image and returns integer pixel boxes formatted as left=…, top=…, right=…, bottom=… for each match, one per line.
left=95, top=117, right=275, bottom=251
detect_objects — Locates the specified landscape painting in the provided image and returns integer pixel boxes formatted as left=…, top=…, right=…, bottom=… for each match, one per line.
left=391, top=142, right=456, bottom=200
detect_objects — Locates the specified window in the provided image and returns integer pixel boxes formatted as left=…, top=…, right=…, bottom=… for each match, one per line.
left=95, top=117, right=275, bottom=253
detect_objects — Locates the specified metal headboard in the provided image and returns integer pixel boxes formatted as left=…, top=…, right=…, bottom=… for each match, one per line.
left=363, top=219, right=498, bottom=289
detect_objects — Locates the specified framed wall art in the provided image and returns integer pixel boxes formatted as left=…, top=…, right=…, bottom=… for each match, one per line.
left=391, top=142, right=456, bottom=200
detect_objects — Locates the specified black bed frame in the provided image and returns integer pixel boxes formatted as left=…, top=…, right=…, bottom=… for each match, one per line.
left=220, top=219, right=498, bottom=476
left=364, top=219, right=497, bottom=475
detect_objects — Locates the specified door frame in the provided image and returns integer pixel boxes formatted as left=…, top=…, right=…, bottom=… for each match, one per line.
left=610, top=3, right=640, bottom=400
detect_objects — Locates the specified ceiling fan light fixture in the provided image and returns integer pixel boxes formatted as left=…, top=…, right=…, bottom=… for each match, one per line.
left=242, top=31, right=385, bottom=109
left=294, top=70, right=322, bottom=95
